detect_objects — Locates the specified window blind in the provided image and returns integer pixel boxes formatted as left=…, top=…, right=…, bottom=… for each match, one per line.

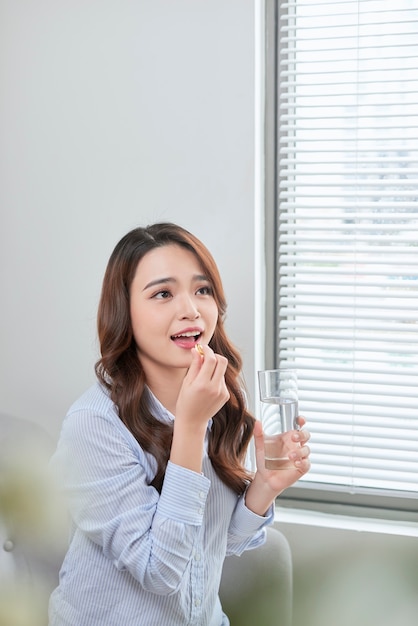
left=275, top=0, right=418, bottom=497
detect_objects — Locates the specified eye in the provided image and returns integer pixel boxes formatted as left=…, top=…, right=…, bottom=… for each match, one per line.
left=153, top=290, right=172, bottom=299
left=196, top=285, right=213, bottom=296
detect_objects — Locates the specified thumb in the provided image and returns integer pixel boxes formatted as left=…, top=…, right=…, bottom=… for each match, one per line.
left=253, top=420, right=268, bottom=471
left=184, top=345, right=204, bottom=381
left=253, top=419, right=265, bottom=453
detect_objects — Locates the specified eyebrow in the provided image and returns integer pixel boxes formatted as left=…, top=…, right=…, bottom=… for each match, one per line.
left=142, top=274, right=209, bottom=291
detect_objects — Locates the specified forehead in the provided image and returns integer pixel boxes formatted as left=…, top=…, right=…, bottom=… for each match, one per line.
left=134, top=244, right=205, bottom=282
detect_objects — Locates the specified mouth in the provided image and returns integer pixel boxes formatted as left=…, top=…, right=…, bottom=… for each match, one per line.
left=170, top=330, right=202, bottom=348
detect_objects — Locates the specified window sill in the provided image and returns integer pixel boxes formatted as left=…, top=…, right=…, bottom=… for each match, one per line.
left=275, top=505, right=418, bottom=537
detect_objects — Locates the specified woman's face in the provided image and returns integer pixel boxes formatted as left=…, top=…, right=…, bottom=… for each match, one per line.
left=130, top=244, right=219, bottom=380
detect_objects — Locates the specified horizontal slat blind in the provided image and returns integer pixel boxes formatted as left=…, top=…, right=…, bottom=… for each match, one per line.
left=276, top=0, right=418, bottom=495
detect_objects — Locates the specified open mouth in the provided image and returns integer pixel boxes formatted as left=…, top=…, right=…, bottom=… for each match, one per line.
left=170, top=331, right=202, bottom=347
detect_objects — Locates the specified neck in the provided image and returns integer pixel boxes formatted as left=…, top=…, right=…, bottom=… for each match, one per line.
left=144, top=366, right=187, bottom=416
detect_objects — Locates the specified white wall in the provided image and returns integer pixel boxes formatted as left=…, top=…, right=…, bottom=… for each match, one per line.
left=3, top=4, right=418, bottom=623
left=0, top=0, right=257, bottom=440
left=280, top=520, right=418, bottom=626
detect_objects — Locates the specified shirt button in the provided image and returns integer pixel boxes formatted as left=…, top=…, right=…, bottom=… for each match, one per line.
left=3, top=539, right=14, bottom=552
left=194, top=552, right=201, bottom=562
left=195, top=598, right=201, bottom=607
left=198, top=507, right=204, bottom=516
left=199, top=491, right=205, bottom=499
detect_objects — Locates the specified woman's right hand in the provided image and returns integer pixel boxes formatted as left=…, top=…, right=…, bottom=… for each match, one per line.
left=175, top=344, right=230, bottom=428
left=170, top=345, right=229, bottom=474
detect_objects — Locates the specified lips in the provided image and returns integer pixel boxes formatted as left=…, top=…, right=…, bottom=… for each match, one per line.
left=170, top=328, right=202, bottom=348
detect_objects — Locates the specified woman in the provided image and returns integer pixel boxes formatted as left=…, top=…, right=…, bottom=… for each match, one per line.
left=49, top=223, right=310, bottom=625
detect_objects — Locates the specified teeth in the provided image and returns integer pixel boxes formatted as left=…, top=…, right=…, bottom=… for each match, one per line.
left=173, top=331, right=200, bottom=338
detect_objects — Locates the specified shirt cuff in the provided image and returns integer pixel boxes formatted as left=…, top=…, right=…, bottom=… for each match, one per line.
left=157, top=460, right=211, bottom=525
left=229, top=491, right=275, bottom=538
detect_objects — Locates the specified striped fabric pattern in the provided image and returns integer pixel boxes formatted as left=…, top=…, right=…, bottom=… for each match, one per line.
left=48, top=383, right=271, bottom=626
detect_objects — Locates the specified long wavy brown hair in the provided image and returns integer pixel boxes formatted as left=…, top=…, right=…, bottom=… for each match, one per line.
left=95, top=223, right=255, bottom=494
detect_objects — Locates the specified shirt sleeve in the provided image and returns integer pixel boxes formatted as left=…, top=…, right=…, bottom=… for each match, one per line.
left=225, top=489, right=274, bottom=557
left=51, top=409, right=210, bottom=596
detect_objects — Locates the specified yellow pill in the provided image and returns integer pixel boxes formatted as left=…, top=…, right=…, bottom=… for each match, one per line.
left=196, top=343, right=204, bottom=357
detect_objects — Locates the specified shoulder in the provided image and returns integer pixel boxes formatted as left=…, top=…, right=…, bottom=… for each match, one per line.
left=60, top=383, right=137, bottom=451
left=67, top=381, right=113, bottom=416
left=52, top=385, right=159, bottom=484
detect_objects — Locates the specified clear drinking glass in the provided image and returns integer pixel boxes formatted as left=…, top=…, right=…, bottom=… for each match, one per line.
left=258, top=368, right=299, bottom=470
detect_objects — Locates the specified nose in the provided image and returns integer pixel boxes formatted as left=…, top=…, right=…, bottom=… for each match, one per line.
left=178, top=294, right=200, bottom=320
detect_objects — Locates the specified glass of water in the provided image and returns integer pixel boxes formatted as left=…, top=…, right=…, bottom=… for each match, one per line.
left=258, top=368, right=299, bottom=470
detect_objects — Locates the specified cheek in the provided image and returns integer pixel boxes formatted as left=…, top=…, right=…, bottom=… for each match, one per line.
left=207, top=303, right=220, bottom=332
left=129, top=303, right=153, bottom=343
left=131, top=303, right=168, bottom=341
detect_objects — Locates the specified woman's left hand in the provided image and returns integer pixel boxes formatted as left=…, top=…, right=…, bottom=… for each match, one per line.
left=255, top=416, right=310, bottom=484
left=244, top=417, right=311, bottom=516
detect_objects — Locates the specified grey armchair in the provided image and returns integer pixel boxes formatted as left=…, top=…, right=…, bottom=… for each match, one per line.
left=1, top=413, right=293, bottom=626
left=0, top=412, right=62, bottom=625
left=220, top=525, right=293, bottom=626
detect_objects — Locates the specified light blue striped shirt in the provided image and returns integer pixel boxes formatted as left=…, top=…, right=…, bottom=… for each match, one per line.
left=48, top=383, right=272, bottom=625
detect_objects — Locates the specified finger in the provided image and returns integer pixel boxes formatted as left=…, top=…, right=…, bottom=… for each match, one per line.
left=253, top=418, right=263, bottom=440
left=294, top=458, right=311, bottom=474
left=300, top=429, right=311, bottom=444
left=292, top=429, right=310, bottom=443
left=185, top=345, right=204, bottom=380
left=210, top=354, right=228, bottom=382
left=198, top=347, right=227, bottom=382
left=253, top=420, right=265, bottom=456
left=195, top=344, right=216, bottom=375
left=299, top=444, right=310, bottom=459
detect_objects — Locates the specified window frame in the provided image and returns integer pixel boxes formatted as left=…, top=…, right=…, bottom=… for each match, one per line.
left=263, top=0, right=418, bottom=521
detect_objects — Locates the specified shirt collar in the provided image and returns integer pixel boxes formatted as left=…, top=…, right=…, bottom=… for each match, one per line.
left=144, top=386, right=174, bottom=424
left=145, top=385, right=213, bottom=430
